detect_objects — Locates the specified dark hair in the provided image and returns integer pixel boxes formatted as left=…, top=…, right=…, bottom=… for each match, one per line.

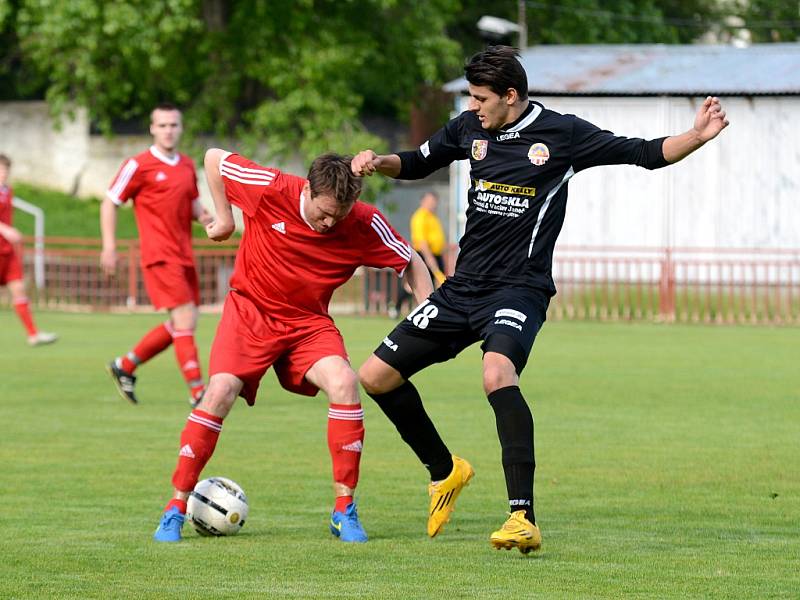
left=464, top=45, right=528, bottom=99
left=0, top=154, right=10, bottom=167
left=152, top=102, right=179, bottom=113
left=151, top=102, right=181, bottom=123
left=307, top=153, right=362, bottom=206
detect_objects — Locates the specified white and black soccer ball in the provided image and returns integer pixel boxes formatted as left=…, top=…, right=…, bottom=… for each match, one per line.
left=187, top=477, right=248, bottom=536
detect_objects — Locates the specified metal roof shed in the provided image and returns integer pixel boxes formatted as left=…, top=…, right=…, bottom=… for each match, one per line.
left=444, top=44, right=800, bottom=249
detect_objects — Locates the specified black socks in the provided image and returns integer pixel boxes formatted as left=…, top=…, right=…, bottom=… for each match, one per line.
left=368, top=381, right=453, bottom=481
left=488, top=385, right=536, bottom=524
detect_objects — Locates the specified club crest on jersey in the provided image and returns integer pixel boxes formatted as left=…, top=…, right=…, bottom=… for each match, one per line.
left=155, top=171, right=168, bottom=182
left=471, top=139, right=488, bottom=161
left=528, top=143, right=550, bottom=166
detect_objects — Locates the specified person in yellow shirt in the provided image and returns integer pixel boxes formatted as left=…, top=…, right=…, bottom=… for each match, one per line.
left=391, top=191, right=446, bottom=317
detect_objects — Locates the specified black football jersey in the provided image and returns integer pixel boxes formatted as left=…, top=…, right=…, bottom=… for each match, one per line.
left=398, top=101, right=668, bottom=294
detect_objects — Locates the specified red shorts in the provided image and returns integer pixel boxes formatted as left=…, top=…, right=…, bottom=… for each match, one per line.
left=0, top=251, right=23, bottom=286
left=209, top=292, right=348, bottom=405
left=142, top=262, right=200, bottom=309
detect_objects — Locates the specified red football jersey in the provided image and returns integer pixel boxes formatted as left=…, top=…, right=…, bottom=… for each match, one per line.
left=107, top=146, right=200, bottom=267
left=219, top=153, right=411, bottom=321
left=0, top=184, right=14, bottom=255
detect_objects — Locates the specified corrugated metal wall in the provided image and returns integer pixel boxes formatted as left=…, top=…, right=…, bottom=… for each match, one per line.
left=452, top=95, right=800, bottom=249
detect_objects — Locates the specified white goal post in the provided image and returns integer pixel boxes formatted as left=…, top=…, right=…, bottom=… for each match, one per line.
left=11, top=196, right=45, bottom=289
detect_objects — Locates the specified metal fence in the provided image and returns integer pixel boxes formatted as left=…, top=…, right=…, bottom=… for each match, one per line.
left=4, top=238, right=799, bottom=325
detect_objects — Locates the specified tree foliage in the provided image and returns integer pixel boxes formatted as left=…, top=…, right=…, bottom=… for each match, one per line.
left=12, top=0, right=462, bottom=172
left=3, top=0, right=796, bottom=178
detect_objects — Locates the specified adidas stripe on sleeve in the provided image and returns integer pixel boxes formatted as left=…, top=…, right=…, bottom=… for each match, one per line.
left=219, top=153, right=281, bottom=217
left=364, top=209, right=412, bottom=274
left=107, top=158, right=140, bottom=205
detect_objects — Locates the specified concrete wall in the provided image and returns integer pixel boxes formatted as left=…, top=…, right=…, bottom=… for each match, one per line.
left=0, top=102, right=89, bottom=195
left=453, top=95, right=800, bottom=249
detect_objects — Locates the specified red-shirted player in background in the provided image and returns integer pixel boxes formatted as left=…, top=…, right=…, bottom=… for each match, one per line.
left=153, top=149, right=433, bottom=543
left=0, top=154, right=58, bottom=346
left=101, top=103, right=212, bottom=406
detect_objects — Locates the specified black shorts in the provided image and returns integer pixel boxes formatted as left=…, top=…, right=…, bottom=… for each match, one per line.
left=374, top=276, right=550, bottom=379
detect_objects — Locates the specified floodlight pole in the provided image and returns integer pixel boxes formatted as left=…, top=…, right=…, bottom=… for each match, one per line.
left=518, top=0, right=527, bottom=48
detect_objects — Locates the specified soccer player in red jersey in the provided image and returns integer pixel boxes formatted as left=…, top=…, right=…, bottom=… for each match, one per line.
left=153, top=148, right=433, bottom=543
left=0, top=154, right=58, bottom=346
left=101, top=103, right=213, bottom=406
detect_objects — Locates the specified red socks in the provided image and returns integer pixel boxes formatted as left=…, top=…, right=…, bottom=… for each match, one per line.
left=13, top=297, right=37, bottom=336
left=164, top=498, right=188, bottom=514
left=171, top=409, right=223, bottom=493
left=120, top=322, right=172, bottom=373
left=327, top=403, right=365, bottom=491
left=172, top=328, right=205, bottom=401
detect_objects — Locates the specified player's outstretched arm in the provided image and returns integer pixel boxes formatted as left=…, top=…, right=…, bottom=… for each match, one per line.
left=351, top=150, right=402, bottom=178
left=662, top=96, right=729, bottom=164
left=405, top=250, right=435, bottom=304
left=203, top=148, right=236, bottom=242
left=99, top=197, right=119, bottom=276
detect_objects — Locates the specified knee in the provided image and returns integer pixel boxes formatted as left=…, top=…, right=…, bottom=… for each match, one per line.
left=482, top=365, right=516, bottom=396
left=325, top=365, right=359, bottom=404
left=198, top=378, right=238, bottom=416
left=358, top=360, right=400, bottom=396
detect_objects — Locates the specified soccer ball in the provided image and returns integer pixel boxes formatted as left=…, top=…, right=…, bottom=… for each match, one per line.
left=187, top=477, right=249, bottom=536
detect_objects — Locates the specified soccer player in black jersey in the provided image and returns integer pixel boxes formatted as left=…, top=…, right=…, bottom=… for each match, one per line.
left=352, top=45, right=729, bottom=554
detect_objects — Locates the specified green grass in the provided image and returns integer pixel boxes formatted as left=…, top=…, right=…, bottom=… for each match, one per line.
left=1, top=313, right=798, bottom=599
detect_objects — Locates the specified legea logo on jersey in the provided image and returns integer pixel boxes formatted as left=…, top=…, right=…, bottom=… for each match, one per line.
left=497, top=131, right=520, bottom=142
left=528, top=143, right=550, bottom=166
left=155, top=171, right=168, bottom=182
left=471, top=139, right=488, bottom=161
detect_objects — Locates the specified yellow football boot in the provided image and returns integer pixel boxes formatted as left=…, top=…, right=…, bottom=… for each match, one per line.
left=427, top=455, right=474, bottom=537
left=489, top=510, right=542, bottom=554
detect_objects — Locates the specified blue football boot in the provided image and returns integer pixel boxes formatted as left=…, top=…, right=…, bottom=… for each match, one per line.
left=329, top=502, right=368, bottom=543
left=154, top=506, right=185, bottom=542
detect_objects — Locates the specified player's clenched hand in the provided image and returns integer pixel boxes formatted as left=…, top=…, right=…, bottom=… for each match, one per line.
left=100, top=247, right=117, bottom=276
left=351, top=150, right=381, bottom=177
left=693, top=96, right=729, bottom=142
left=206, top=218, right=235, bottom=242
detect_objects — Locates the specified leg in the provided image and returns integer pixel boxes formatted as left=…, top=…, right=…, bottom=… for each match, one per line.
left=360, top=355, right=473, bottom=538
left=169, top=301, right=205, bottom=403
left=153, top=373, right=241, bottom=542
left=476, top=288, right=549, bottom=554
left=359, top=355, right=453, bottom=480
left=8, top=278, right=57, bottom=345
left=108, top=319, right=173, bottom=404
left=8, top=279, right=36, bottom=337
left=306, top=355, right=367, bottom=543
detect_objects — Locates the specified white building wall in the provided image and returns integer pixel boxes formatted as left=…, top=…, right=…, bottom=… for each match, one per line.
left=453, top=95, right=800, bottom=249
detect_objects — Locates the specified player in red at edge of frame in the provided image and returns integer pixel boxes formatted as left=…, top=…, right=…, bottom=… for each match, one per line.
left=0, top=154, right=58, bottom=346
left=153, top=148, right=433, bottom=543
left=101, top=103, right=213, bottom=407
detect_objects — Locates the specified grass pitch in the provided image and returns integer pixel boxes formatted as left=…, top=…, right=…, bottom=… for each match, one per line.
left=1, top=311, right=798, bottom=599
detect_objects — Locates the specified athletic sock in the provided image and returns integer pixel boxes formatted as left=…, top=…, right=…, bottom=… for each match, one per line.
left=327, top=403, right=365, bottom=491
left=334, top=495, right=353, bottom=513
left=488, top=385, right=536, bottom=524
left=367, top=382, right=453, bottom=481
left=164, top=498, right=188, bottom=514
left=121, top=322, right=172, bottom=373
left=172, top=328, right=205, bottom=401
left=171, top=409, right=223, bottom=492
left=13, top=297, right=37, bottom=336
